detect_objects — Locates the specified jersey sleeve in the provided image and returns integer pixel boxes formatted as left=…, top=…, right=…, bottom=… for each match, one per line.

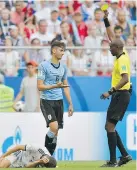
left=37, top=64, right=46, bottom=80
left=118, top=57, right=128, bottom=75
left=62, top=65, right=68, bottom=81
left=20, top=78, right=25, bottom=92
left=25, top=144, right=37, bottom=151
left=25, top=144, right=50, bottom=156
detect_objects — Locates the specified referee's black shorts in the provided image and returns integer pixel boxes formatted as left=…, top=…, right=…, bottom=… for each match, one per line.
left=40, top=99, right=64, bottom=129
left=107, top=90, right=130, bottom=123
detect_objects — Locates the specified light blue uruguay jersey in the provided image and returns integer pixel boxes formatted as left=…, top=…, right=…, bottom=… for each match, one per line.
left=37, top=60, right=67, bottom=100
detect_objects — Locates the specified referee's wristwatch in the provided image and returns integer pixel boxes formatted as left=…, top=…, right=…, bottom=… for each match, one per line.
left=108, top=87, right=116, bottom=95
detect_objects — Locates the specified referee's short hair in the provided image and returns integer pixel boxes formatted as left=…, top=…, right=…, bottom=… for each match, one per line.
left=51, top=40, right=66, bottom=54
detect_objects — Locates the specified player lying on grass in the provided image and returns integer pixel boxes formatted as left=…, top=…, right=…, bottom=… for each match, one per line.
left=0, top=144, right=56, bottom=168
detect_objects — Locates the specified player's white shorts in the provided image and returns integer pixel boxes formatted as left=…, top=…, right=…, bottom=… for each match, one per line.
left=5, top=151, right=22, bottom=167
left=5, top=154, right=17, bottom=164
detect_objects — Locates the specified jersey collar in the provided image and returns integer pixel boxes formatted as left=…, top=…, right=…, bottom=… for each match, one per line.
left=117, top=52, right=125, bottom=59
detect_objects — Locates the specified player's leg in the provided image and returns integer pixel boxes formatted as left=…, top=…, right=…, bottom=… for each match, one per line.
left=40, top=99, right=58, bottom=155
left=46, top=121, right=59, bottom=155
left=0, top=158, right=11, bottom=168
left=48, top=100, right=64, bottom=156
left=105, top=120, right=117, bottom=165
left=115, top=91, right=132, bottom=166
left=101, top=93, right=119, bottom=167
left=0, top=153, right=18, bottom=168
left=116, top=130, right=128, bottom=157
left=52, top=100, right=64, bottom=154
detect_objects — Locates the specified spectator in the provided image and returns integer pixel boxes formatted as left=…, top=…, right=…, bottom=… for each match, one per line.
left=56, top=21, right=74, bottom=46
left=0, top=8, right=14, bottom=41
left=114, top=25, right=125, bottom=43
left=58, top=4, right=69, bottom=22
left=0, top=1, right=5, bottom=12
left=87, top=8, right=106, bottom=41
left=125, top=36, right=136, bottom=75
left=107, top=0, right=120, bottom=24
left=81, top=0, right=99, bottom=21
left=130, top=1, right=136, bottom=22
left=13, top=61, right=40, bottom=112
left=24, top=38, right=48, bottom=64
left=93, top=39, right=114, bottom=76
left=23, top=15, right=38, bottom=44
left=84, top=25, right=102, bottom=55
left=10, top=1, right=25, bottom=25
left=34, top=0, right=51, bottom=21
left=116, top=9, right=133, bottom=41
left=71, top=48, right=89, bottom=76
left=9, top=25, right=25, bottom=62
left=0, top=37, right=19, bottom=76
left=45, top=1, right=59, bottom=11
left=47, top=10, right=61, bottom=36
left=30, top=19, right=55, bottom=46
left=70, top=11, right=88, bottom=45
left=9, top=25, right=25, bottom=46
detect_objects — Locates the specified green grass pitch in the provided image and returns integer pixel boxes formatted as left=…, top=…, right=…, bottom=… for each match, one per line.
left=3, top=161, right=136, bottom=170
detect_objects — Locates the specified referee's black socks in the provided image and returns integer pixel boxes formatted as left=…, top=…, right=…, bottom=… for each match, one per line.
left=107, top=132, right=117, bottom=163
left=115, top=130, right=128, bottom=157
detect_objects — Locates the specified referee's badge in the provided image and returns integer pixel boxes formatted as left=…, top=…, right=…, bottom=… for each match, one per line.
left=122, top=65, right=126, bottom=71
left=48, top=115, right=52, bottom=120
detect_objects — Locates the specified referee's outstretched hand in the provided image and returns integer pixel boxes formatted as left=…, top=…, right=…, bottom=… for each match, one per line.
left=100, top=92, right=110, bottom=100
left=56, top=82, right=70, bottom=88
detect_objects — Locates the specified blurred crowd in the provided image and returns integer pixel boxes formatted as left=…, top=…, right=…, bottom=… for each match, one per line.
left=0, top=0, right=136, bottom=77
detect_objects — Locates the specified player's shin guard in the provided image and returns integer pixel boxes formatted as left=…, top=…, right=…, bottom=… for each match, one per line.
left=45, top=130, right=55, bottom=154
left=50, top=136, right=57, bottom=155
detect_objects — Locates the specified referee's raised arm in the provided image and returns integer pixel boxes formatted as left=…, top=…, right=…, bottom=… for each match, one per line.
left=103, top=10, right=115, bottom=42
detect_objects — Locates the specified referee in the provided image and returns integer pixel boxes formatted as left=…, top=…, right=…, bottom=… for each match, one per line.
left=100, top=40, right=132, bottom=167
left=37, top=40, right=73, bottom=156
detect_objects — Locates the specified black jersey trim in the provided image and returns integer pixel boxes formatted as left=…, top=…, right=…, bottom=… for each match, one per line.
left=51, top=62, right=60, bottom=69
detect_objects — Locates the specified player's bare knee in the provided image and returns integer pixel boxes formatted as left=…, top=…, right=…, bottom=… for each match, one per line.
left=0, top=160, right=11, bottom=168
left=49, top=121, right=58, bottom=134
left=105, top=121, right=115, bottom=132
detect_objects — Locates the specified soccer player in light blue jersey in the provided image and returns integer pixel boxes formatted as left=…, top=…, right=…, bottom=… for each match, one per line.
left=37, top=40, right=73, bottom=155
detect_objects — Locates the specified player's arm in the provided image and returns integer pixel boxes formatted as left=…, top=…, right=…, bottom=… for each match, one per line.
left=35, top=90, right=40, bottom=112
left=37, top=65, right=69, bottom=91
left=13, top=89, right=24, bottom=111
left=103, top=10, right=115, bottom=42
left=62, top=66, right=73, bottom=116
left=37, top=79, right=59, bottom=91
left=100, top=58, right=129, bottom=99
left=114, top=74, right=129, bottom=90
left=25, top=160, right=42, bottom=168
left=13, top=78, right=25, bottom=110
left=25, top=156, right=49, bottom=168
left=0, top=145, right=25, bottom=158
left=63, top=79, right=73, bottom=105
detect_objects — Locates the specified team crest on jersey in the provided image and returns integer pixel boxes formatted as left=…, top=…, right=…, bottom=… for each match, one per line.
left=48, top=115, right=52, bottom=120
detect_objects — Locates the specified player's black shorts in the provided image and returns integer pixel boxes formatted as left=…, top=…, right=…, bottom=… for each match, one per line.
left=40, top=99, right=64, bottom=129
left=107, top=90, right=130, bottom=123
